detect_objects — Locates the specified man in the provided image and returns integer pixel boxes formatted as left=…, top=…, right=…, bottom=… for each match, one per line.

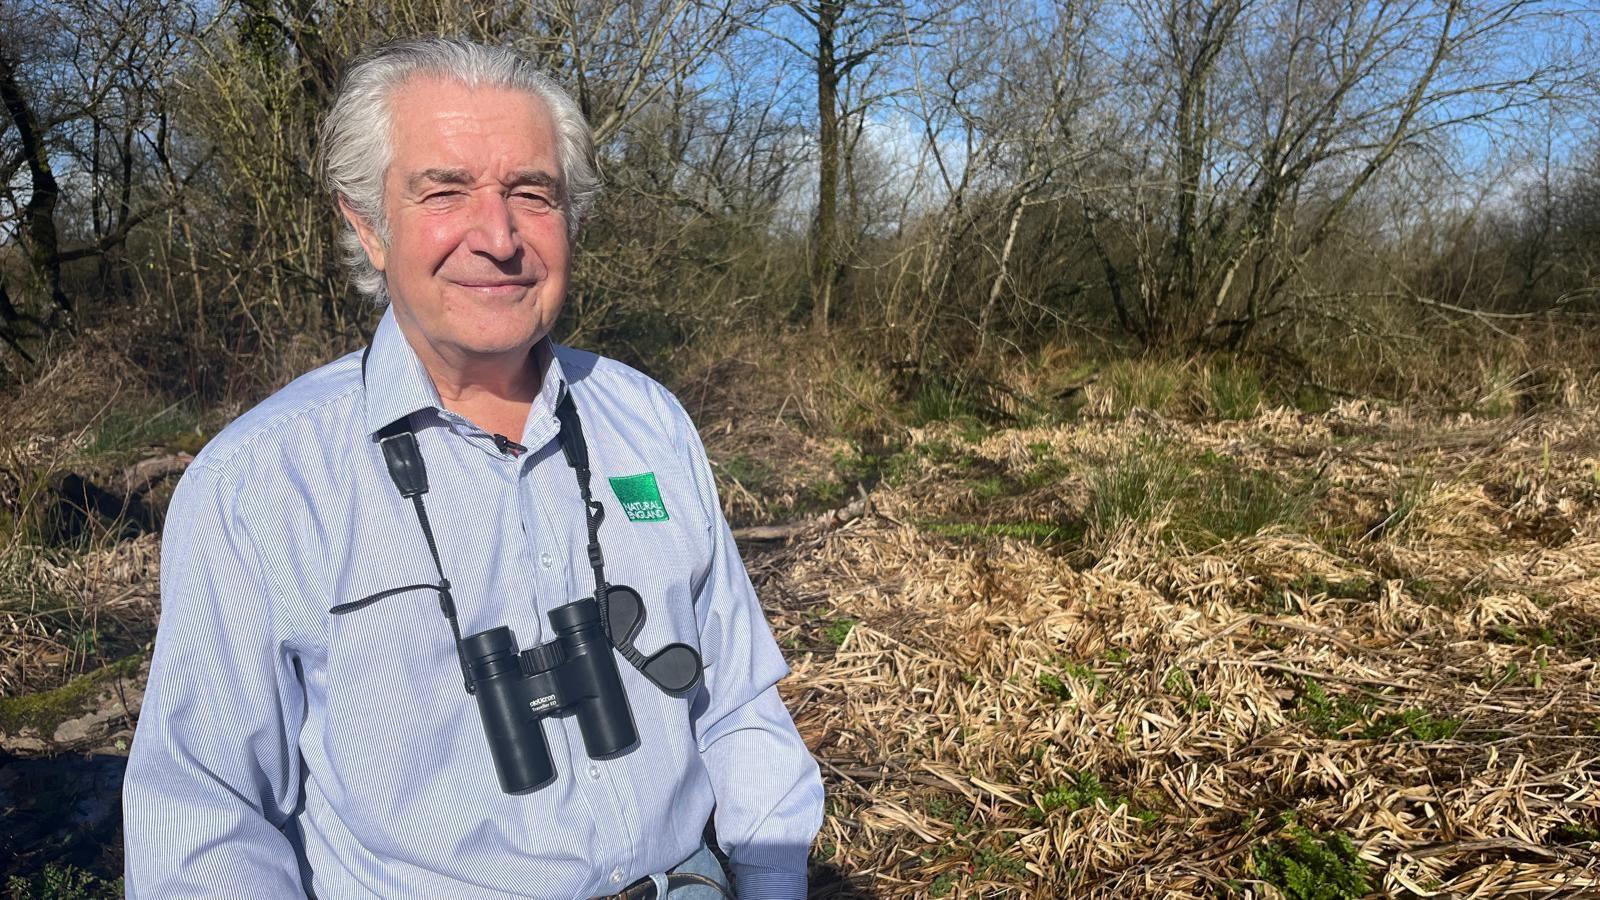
left=123, top=38, right=823, bottom=899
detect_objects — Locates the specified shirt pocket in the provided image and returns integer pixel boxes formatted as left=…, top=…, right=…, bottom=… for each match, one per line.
left=592, top=480, right=709, bottom=659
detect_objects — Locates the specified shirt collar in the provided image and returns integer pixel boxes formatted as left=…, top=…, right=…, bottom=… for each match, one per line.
left=361, top=305, right=569, bottom=442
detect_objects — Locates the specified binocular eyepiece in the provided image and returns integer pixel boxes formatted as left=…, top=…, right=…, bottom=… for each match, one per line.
left=462, top=597, right=634, bottom=793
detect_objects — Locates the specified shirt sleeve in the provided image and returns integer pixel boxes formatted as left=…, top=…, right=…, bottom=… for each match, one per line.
left=668, top=394, right=825, bottom=900
left=123, top=463, right=308, bottom=898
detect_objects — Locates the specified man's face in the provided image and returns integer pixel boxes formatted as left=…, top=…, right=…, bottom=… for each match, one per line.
left=346, top=76, right=571, bottom=366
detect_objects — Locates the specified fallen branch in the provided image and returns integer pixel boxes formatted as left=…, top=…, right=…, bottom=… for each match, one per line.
left=733, top=490, right=871, bottom=542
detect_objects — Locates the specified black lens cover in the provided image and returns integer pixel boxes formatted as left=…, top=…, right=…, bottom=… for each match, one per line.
left=605, top=585, right=703, bottom=696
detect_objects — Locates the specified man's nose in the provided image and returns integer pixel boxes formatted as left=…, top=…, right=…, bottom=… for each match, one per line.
left=465, top=193, right=518, bottom=260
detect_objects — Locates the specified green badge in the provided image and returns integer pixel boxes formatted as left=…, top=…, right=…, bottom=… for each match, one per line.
left=608, top=472, right=670, bottom=522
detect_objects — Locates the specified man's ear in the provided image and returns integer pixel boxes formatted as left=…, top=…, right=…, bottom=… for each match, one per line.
left=337, top=194, right=387, bottom=272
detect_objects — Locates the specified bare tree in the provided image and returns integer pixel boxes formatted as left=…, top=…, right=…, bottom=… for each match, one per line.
left=1081, top=0, right=1585, bottom=349
left=0, top=0, right=191, bottom=372
left=770, top=0, right=945, bottom=332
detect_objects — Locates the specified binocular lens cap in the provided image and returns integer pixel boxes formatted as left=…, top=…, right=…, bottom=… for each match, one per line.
left=643, top=644, right=702, bottom=696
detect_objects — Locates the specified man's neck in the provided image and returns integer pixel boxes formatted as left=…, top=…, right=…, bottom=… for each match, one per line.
left=392, top=318, right=550, bottom=441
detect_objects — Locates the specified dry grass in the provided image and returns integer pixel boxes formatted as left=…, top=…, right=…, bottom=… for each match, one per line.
left=4, top=334, right=1600, bottom=897
left=742, top=398, right=1600, bottom=898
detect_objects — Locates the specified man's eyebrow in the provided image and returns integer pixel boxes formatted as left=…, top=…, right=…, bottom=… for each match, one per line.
left=507, top=169, right=559, bottom=189
left=406, top=168, right=472, bottom=193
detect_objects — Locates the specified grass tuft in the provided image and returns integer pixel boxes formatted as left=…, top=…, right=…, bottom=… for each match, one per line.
left=1086, top=441, right=1322, bottom=548
left=1204, top=359, right=1265, bottom=420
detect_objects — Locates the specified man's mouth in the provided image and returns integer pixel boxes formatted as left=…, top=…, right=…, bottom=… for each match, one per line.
left=453, top=280, right=534, bottom=293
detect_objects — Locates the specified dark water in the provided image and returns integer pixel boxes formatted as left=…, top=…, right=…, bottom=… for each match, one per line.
left=0, top=748, right=126, bottom=885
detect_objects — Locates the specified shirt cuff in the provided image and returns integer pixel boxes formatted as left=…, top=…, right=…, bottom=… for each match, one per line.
left=731, top=863, right=808, bottom=900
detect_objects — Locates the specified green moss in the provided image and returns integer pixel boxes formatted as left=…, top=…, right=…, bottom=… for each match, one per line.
left=0, top=653, right=143, bottom=735
left=1038, top=657, right=1102, bottom=702
left=926, top=795, right=972, bottom=832
left=1034, top=771, right=1112, bottom=817
left=972, top=847, right=1027, bottom=879
left=1060, top=660, right=1098, bottom=683
left=1295, top=679, right=1462, bottom=742
left=1164, top=667, right=1214, bottom=712
left=1251, top=826, right=1372, bottom=900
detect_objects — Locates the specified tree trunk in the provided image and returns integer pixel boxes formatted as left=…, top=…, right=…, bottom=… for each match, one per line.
left=810, top=0, right=843, bottom=333
left=0, top=46, right=69, bottom=319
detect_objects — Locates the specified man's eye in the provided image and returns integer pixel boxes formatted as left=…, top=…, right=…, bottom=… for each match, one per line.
left=515, top=192, right=554, bottom=209
left=423, top=190, right=461, bottom=202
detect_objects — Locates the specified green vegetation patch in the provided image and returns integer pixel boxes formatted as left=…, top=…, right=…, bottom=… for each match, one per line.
left=0, top=653, right=143, bottom=736
left=1206, top=360, right=1265, bottom=420
left=1362, top=708, right=1462, bottom=742
left=823, top=617, right=857, bottom=647
left=717, top=454, right=776, bottom=491
left=1026, top=770, right=1158, bottom=825
left=1256, top=575, right=1374, bottom=613
left=1100, top=357, right=1185, bottom=417
left=1092, top=354, right=1273, bottom=420
left=920, top=520, right=1081, bottom=546
left=83, top=396, right=209, bottom=462
left=1087, top=440, right=1322, bottom=547
left=1487, top=619, right=1597, bottom=653
left=1295, top=679, right=1462, bottom=742
left=1251, top=826, right=1372, bottom=900
left=5, top=864, right=124, bottom=900
left=1294, top=679, right=1375, bottom=739
left=1550, top=822, right=1600, bottom=844
left=1163, top=667, right=1214, bottom=712
left=1037, top=657, right=1103, bottom=701
left=972, top=846, right=1028, bottom=879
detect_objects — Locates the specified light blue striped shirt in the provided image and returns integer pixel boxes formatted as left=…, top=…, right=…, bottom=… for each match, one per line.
left=123, top=308, right=823, bottom=898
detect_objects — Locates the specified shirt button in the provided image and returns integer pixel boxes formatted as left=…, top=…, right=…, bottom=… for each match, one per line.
left=609, top=868, right=623, bottom=884
left=539, top=552, right=554, bottom=570
left=588, top=763, right=601, bottom=780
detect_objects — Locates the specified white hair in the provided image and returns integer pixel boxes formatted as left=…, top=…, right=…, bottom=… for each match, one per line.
left=317, top=37, right=600, bottom=304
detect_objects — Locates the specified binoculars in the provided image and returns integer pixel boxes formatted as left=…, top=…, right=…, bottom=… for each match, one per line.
left=461, top=584, right=703, bottom=793
left=462, top=597, right=632, bottom=793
